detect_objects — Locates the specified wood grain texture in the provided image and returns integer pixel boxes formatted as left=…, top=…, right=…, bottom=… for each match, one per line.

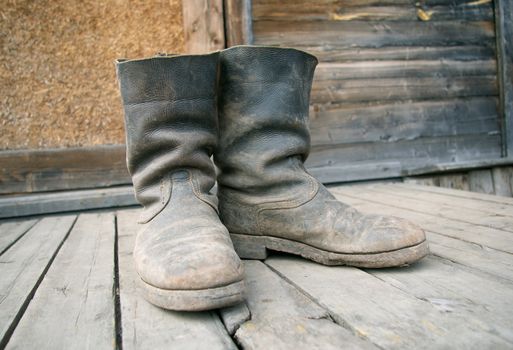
left=0, top=219, right=37, bottom=255
left=0, top=215, right=76, bottom=348
left=116, top=210, right=237, bottom=350
left=331, top=187, right=513, bottom=281
left=6, top=213, right=116, bottom=349
left=362, top=183, right=513, bottom=217
left=436, top=173, right=470, bottom=191
left=404, top=166, right=513, bottom=197
left=310, top=97, right=500, bottom=146
left=468, top=169, right=495, bottom=194
left=219, top=302, right=251, bottom=336
left=495, top=0, right=513, bottom=156
left=253, top=20, right=495, bottom=48
left=0, top=145, right=130, bottom=195
left=307, top=134, right=502, bottom=169
left=492, top=167, right=513, bottom=196
left=370, top=256, right=513, bottom=342
left=249, top=0, right=504, bottom=184
left=398, top=182, right=513, bottom=205
left=427, top=231, right=513, bottom=282
left=333, top=184, right=513, bottom=232
left=300, top=45, right=495, bottom=63
left=314, top=60, right=496, bottom=80
left=224, top=0, right=253, bottom=46
left=331, top=186, right=513, bottom=254
left=0, top=186, right=138, bottom=219
left=267, top=256, right=511, bottom=349
left=311, top=75, right=497, bottom=104
left=233, top=260, right=376, bottom=349
left=182, top=0, right=225, bottom=53
left=253, top=1, right=493, bottom=22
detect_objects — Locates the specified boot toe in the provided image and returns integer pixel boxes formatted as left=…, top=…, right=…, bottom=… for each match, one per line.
left=134, top=226, right=244, bottom=291
left=357, top=215, right=427, bottom=253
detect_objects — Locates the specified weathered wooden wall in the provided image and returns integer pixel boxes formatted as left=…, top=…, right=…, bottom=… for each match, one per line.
left=405, top=165, right=513, bottom=197
left=249, top=0, right=504, bottom=183
left=2, top=0, right=512, bottom=197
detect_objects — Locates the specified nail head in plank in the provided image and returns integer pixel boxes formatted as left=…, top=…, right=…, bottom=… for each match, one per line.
left=6, top=213, right=116, bottom=349
left=116, top=210, right=237, bottom=350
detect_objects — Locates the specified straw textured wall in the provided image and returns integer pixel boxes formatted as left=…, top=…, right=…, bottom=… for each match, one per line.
left=1, top=0, right=184, bottom=150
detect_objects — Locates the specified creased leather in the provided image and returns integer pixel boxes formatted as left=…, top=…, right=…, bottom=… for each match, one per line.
left=116, top=53, right=244, bottom=293
left=216, top=46, right=319, bottom=205
left=117, top=54, right=220, bottom=223
left=215, top=46, right=428, bottom=258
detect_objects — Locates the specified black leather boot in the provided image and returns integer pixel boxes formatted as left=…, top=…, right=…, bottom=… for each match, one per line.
left=116, top=53, right=244, bottom=311
left=215, top=46, right=429, bottom=268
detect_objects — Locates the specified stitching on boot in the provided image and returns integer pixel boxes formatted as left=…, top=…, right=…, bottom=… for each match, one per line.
left=190, top=175, right=219, bottom=214
left=256, top=167, right=319, bottom=233
left=138, top=175, right=172, bottom=224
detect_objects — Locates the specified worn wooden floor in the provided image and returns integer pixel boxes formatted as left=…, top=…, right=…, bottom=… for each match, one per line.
left=1, top=183, right=513, bottom=349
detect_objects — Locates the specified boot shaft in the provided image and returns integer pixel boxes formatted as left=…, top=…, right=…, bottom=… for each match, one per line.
left=116, top=53, right=220, bottom=223
left=215, top=46, right=318, bottom=201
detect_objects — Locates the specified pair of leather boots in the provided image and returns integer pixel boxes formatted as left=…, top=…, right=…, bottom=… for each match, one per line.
left=116, top=46, right=429, bottom=312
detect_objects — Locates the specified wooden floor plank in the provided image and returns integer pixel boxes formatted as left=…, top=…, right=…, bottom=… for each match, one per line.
left=6, top=213, right=116, bottom=349
left=332, top=186, right=513, bottom=233
left=368, top=256, right=513, bottom=343
left=392, top=182, right=513, bottom=205
left=116, top=210, right=237, bottom=350
left=371, top=184, right=513, bottom=218
left=427, top=232, right=513, bottom=282
left=330, top=189, right=513, bottom=254
left=234, top=260, right=376, bottom=350
left=266, top=256, right=511, bottom=349
left=0, top=186, right=137, bottom=219
left=329, top=190, right=513, bottom=281
left=0, top=215, right=76, bottom=348
left=219, top=302, right=251, bottom=336
left=0, top=219, right=38, bottom=255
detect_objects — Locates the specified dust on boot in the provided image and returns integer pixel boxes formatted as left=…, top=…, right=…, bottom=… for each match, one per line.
left=215, top=46, right=429, bottom=268
left=116, top=53, right=244, bottom=311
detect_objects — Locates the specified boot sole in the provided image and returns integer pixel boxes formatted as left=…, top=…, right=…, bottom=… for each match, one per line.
left=230, top=233, right=429, bottom=268
left=139, top=279, right=245, bottom=311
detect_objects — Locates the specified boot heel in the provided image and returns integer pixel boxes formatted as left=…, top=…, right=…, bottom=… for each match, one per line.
left=230, top=233, right=268, bottom=260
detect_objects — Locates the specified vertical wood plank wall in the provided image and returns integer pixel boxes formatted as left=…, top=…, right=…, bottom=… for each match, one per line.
left=250, top=0, right=503, bottom=183
left=405, top=165, right=513, bottom=197
left=495, top=0, right=513, bottom=157
left=182, top=0, right=225, bottom=53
